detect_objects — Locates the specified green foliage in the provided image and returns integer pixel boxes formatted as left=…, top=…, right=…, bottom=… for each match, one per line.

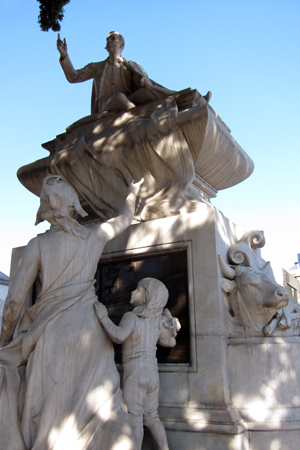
left=37, top=0, right=70, bottom=32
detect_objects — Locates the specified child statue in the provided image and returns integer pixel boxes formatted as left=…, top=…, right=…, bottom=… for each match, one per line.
left=94, top=277, right=181, bottom=450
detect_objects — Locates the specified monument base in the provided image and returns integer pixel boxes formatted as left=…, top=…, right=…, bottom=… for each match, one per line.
left=9, top=204, right=300, bottom=449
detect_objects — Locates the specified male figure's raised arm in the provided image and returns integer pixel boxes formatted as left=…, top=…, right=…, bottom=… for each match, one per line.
left=0, top=238, right=40, bottom=345
left=57, top=33, right=94, bottom=84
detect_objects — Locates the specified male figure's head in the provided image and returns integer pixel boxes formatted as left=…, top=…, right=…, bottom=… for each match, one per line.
left=105, top=31, right=125, bottom=58
left=131, top=278, right=169, bottom=317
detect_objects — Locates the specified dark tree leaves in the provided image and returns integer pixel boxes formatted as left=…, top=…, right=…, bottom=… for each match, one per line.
left=37, top=0, right=70, bottom=32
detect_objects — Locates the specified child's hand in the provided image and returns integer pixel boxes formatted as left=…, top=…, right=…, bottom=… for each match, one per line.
left=93, top=302, right=108, bottom=321
left=162, top=309, right=181, bottom=337
left=162, top=308, right=172, bottom=319
left=173, top=317, right=181, bottom=333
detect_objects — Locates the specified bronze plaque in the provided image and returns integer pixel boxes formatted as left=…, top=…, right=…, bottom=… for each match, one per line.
left=95, top=249, right=190, bottom=364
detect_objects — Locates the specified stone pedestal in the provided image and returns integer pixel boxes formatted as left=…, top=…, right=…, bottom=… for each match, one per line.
left=9, top=204, right=300, bottom=449
left=228, top=337, right=300, bottom=450
left=96, top=203, right=245, bottom=449
left=98, top=204, right=300, bottom=450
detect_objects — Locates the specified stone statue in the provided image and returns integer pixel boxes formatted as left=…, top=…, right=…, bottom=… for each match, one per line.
left=94, top=278, right=181, bottom=450
left=263, top=298, right=300, bottom=336
left=16, top=31, right=253, bottom=225
left=219, top=230, right=289, bottom=336
left=57, top=31, right=176, bottom=114
left=0, top=174, right=143, bottom=450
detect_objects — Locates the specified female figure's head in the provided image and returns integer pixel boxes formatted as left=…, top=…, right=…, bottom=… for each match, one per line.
left=35, top=174, right=87, bottom=237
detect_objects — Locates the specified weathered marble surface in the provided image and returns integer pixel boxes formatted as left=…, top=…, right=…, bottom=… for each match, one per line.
left=57, top=31, right=176, bottom=115
left=95, top=206, right=300, bottom=449
left=94, top=278, right=180, bottom=450
left=0, top=175, right=142, bottom=450
left=263, top=296, right=300, bottom=336
left=219, top=230, right=300, bottom=338
left=15, top=32, right=254, bottom=223
left=4, top=205, right=300, bottom=449
left=219, top=230, right=289, bottom=336
left=18, top=91, right=254, bottom=222
left=8, top=27, right=299, bottom=450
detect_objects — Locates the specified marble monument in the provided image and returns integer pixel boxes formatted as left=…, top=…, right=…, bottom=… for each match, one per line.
left=1, top=30, right=299, bottom=450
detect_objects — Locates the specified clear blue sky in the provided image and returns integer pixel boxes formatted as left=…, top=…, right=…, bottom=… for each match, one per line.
left=1, top=0, right=300, bottom=278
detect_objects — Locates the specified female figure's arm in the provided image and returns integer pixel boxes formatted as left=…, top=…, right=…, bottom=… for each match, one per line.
left=96, top=179, right=143, bottom=244
left=0, top=238, right=40, bottom=346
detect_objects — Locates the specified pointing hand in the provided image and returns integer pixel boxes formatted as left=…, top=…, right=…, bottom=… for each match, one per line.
left=57, top=33, right=68, bottom=57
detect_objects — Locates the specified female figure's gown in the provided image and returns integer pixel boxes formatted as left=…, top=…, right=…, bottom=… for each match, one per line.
left=0, top=227, right=136, bottom=450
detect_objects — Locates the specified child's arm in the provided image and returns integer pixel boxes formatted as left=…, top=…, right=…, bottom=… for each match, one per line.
left=158, top=308, right=181, bottom=347
left=93, top=302, right=135, bottom=344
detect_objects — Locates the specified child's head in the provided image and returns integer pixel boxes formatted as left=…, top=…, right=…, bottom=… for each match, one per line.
left=131, top=278, right=169, bottom=317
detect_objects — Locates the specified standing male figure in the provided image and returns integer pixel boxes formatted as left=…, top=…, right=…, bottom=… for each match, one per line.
left=57, top=31, right=174, bottom=114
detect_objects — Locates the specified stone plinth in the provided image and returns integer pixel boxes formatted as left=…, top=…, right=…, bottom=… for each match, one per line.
left=9, top=204, right=300, bottom=449
left=99, top=205, right=300, bottom=449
